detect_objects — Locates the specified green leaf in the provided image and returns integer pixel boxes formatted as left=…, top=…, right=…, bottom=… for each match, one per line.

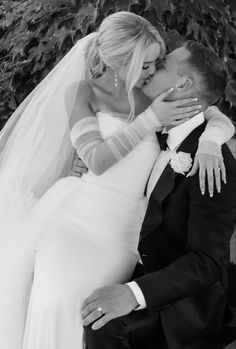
left=100, top=0, right=116, bottom=16
left=227, top=58, right=236, bottom=73
left=28, top=44, right=43, bottom=62
left=186, top=18, right=200, bottom=40
left=225, top=79, right=236, bottom=106
left=78, top=2, right=97, bottom=19
left=53, top=26, right=71, bottom=49
left=8, top=95, right=17, bottom=110
left=1, top=0, right=236, bottom=124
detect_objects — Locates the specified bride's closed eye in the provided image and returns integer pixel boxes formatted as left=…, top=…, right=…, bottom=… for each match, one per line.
left=142, top=64, right=150, bottom=70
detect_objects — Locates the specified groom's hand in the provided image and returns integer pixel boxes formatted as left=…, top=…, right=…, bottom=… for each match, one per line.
left=81, top=285, right=139, bottom=330
left=70, top=153, right=88, bottom=177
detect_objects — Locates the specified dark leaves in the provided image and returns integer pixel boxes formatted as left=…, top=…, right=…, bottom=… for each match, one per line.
left=225, top=79, right=236, bottom=106
left=0, top=0, right=236, bottom=124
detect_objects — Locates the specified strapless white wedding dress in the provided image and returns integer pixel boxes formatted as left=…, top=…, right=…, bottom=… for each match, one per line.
left=18, top=112, right=159, bottom=349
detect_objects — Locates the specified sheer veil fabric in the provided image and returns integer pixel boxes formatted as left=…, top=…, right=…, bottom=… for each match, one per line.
left=0, top=33, right=96, bottom=225
left=0, top=33, right=98, bottom=349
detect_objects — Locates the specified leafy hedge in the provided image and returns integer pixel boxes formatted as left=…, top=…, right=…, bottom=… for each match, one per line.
left=0, top=0, right=236, bottom=129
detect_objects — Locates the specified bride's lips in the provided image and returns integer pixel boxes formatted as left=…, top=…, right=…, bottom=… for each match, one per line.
left=143, top=75, right=153, bottom=86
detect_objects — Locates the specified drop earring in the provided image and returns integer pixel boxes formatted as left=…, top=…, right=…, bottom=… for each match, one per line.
left=114, top=72, right=118, bottom=87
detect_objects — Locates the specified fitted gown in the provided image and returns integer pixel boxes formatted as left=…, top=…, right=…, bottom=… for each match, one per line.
left=22, top=112, right=160, bottom=349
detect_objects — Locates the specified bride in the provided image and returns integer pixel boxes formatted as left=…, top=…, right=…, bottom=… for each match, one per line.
left=0, top=11, right=233, bottom=349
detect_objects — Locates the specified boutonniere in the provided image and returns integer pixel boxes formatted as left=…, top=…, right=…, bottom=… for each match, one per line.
left=170, top=151, right=192, bottom=175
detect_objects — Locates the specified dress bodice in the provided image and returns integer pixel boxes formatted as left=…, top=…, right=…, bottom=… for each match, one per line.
left=80, top=112, right=160, bottom=199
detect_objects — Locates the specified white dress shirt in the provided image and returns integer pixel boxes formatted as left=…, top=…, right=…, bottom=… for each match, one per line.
left=127, top=112, right=205, bottom=310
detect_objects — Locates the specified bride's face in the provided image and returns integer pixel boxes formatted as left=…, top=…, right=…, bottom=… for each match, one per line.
left=116, top=42, right=161, bottom=88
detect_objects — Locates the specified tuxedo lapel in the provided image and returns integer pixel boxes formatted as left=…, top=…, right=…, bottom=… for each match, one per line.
left=147, top=121, right=207, bottom=230
left=176, top=121, right=207, bottom=156
left=152, top=163, right=176, bottom=207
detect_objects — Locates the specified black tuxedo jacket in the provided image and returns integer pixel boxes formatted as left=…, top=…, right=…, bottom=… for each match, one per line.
left=135, top=122, right=236, bottom=349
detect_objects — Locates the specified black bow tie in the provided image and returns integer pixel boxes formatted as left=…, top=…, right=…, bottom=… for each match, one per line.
left=156, top=132, right=169, bottom=151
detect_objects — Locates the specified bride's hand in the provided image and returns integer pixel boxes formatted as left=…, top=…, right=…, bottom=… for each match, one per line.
left=150, top=88, right=202, bottom=126
left=187, top=153, right=226, bottom=197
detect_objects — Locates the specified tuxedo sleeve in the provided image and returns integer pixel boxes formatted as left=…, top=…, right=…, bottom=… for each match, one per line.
left=134, top=145, right=236, bottom=312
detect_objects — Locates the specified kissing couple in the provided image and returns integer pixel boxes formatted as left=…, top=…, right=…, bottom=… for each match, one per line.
left=0, top=11, right=235, bottom=349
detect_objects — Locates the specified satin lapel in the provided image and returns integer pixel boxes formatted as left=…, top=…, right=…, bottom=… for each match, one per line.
left=152, top=163, right=176, bottom=208
left=150, top=121, right=207, bottom=227
left=176, top=121, right=207, bottom=155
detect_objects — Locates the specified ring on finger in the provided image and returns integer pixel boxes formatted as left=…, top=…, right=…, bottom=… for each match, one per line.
left=96, top=306, right=105, bottom=316
left=215, top=167, right=221, bottom=172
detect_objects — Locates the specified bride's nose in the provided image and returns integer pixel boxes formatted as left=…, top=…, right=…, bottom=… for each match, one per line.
left=148, top=62, right=156, bottom=76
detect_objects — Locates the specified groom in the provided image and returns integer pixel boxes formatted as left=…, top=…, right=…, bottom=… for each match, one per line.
left=81, top=40, right=236, bottom=349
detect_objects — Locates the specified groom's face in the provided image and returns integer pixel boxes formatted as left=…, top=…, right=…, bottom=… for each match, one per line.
left=142, top=46, right=191, bottom=100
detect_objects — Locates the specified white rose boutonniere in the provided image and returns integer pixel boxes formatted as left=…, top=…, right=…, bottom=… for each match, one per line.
left=170, top=151, right=192, bottom=175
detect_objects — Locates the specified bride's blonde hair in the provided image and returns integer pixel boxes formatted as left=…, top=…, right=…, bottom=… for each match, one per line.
left=85, top=11, right=165, bottom=120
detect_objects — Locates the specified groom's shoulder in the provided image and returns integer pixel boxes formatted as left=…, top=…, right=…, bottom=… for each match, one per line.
left=222, top=141, right=236, bottom=174
left=177, top=121, right=207, bottom=157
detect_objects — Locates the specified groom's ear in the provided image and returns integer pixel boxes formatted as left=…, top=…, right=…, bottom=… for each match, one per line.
left=174, top=76, right=193, bottom=92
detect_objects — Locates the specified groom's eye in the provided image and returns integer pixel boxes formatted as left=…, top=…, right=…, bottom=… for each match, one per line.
left=142, top=65, right=150, bottom=70
left=155, top=59, right=166, bottom=70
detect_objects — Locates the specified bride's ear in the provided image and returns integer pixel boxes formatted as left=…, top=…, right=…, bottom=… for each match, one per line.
left=174, top=76, right=193, bottom=92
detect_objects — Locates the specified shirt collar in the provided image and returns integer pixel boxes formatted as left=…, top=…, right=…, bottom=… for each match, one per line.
left=165, top=112, right=205, bottom=151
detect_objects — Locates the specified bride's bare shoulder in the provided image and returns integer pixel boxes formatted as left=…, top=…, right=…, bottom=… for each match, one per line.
left=77, top=80, right=95, bottom=100
left=66, top=81, right=96, bottom=126
left=65, top=80, right=94, bottom=104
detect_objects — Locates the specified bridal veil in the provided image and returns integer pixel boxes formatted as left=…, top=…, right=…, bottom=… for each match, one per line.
left=0, top=33, right=95, bottom=224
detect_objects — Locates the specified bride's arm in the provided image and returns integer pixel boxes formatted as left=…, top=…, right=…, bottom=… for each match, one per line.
left=70, top=84, right=200, bottom=176
left=189, top=106, right=235, bottom=196
left=69, top=84, right=162, bottom=175
left=201, top=106, right=235, bottom=147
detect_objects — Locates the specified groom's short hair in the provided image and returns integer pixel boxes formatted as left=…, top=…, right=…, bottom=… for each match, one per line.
left=183, top=40, right=227, bottom=105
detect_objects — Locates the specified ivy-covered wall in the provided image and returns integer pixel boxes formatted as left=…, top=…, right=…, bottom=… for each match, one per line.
left=0, top=0, right=236, bottom=129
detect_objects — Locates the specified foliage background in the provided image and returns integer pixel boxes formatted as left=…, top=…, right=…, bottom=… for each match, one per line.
left=0, top=0, right=236, bottom=130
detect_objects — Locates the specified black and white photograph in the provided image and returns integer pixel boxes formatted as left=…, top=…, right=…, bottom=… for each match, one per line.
left=0, top=0, right=236, bottom=348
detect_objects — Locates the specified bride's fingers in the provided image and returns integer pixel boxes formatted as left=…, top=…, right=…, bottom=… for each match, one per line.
left=199, top=164, right=207, bottom=195
left=173, top=98, right=199, bottom=106
left=91, top=314, right=113, bottom=330
left=187, top=156, right=199, bottom=177
left=81, top=299, right=97, bottom=319
left=174, top=110, right=202, bottom=121
left=82, top=306, right=105, bottom=326
left=213, top=158, right=226, bottom=193
left=83, top=292, right=97, bottom=306
left=207, top=166, right=214, bottom=197
left=170, top=110, right=200, bottom=125
left=219, top=159, right=227, bottom=184
left=214, top=165, right=221, bottom=194
left=175, top=105, right=202, bottom=115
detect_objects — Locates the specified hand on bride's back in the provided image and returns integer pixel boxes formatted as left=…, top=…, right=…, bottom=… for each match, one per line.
left=70, top=154, right=88, bottom=177
left=150, top=88, right=202, bottom=126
